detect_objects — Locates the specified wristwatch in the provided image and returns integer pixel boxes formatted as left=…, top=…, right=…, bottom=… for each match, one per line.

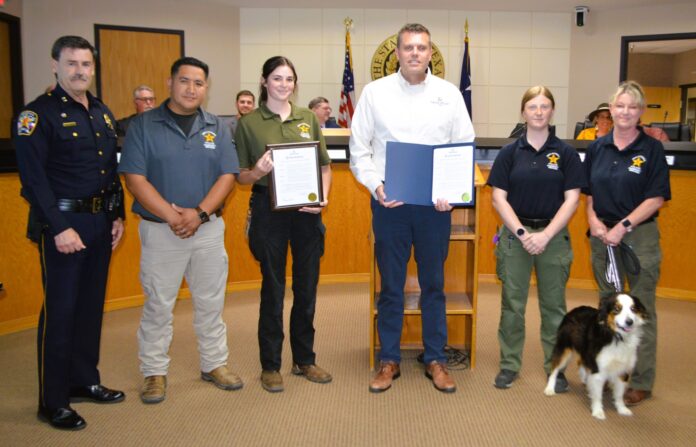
left=516, top=228, right=526, bottom=237
left=196, top=206, right=210, bottom=223
left=622, top=219, right=632, bottom=232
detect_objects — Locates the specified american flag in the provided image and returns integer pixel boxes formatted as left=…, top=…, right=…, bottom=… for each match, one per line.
left=459, top=21, right=472, bottom=120
left=337, top=25, right=355, bottom=128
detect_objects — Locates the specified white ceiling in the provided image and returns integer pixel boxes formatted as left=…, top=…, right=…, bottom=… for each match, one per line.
left=212, top=0, right=691, bottom=12
left=631, top=39, right=696, bottom=55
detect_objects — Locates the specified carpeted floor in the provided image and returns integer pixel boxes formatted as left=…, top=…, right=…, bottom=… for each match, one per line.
left=1, top=282, right=695, bottom=446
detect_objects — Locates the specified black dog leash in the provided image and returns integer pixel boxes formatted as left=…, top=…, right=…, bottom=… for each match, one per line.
left=605, top=242, right=641, bottom=292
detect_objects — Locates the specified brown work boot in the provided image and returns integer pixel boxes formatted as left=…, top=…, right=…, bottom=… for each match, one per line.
left=291, top=364, right=333, bottom=384
left=425, top=361, right=456, bottom=393
left=369, top=361, right=400, bottom=393
left=201, top=365, right=243, bottom=391
left=261, top=370, right=284, bottom=393
left=624, top=388, right=651, bottom=406
left=140, top=375, right=166, bottom=404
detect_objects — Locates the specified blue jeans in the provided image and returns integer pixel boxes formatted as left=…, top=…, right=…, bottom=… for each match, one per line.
left=371, top=199, right=451, bottom=364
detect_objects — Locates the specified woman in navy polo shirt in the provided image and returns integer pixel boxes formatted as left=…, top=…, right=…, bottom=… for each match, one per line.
left=487, top=86, right=585, bottom=391
left=584, top=81, right=671, bottom=407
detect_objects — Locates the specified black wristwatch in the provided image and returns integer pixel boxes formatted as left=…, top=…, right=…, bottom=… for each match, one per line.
left=196, top=206, right=210, bottom=223
left=516, top=228, right=526, bottom=237
left=622, top=219, right=632, bottom=232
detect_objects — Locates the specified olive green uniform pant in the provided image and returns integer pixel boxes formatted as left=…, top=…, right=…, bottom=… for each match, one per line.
left=590, top=221, right=661, bottom=391
left=495, top=226, right=573, bottom=373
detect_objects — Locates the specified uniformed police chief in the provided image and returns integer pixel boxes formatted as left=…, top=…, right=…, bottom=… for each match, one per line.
left=14, top=35, right=126, bottom=431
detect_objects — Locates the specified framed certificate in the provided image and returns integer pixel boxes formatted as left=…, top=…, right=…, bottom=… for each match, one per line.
left=266, top=141, right=323, bottom=211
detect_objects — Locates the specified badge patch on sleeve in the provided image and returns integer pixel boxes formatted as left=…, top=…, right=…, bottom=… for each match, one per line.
left=17, top=111, right=39, bottom=136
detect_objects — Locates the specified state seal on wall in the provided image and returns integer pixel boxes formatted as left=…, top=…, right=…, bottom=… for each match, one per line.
left=370, top=34, right=445, bottom=81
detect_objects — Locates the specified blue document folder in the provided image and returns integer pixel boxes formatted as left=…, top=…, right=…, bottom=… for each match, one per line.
left=384, top=141, right=475, bottom=206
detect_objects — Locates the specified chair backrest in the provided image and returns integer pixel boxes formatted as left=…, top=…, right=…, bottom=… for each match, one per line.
left=679, top=123, right=692, bottom=142
left=649, top=122, right=681, bottom=141
left=574, top=121, right=593, bottom=138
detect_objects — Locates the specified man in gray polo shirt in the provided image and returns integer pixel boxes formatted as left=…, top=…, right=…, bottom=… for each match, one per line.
left=119, top=57, right=241, bottom=404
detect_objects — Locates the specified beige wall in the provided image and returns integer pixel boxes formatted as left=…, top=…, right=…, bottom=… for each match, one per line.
left=674, top=48, right=696, bottom=87
left=20, top=0, right=240, bottom=115
left=14, top=1, right=696, bottom=136
left=0, top=0, right=22, bottom=17
left=628, top=53, right=675, bottom=87
left=568, top=2, right=696, bottom=133
left=240, top=8, right=572, bottom=138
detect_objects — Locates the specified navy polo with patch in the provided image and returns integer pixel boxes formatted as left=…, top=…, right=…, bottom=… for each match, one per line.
left=583, top=130, right=671, bottom=222
left=487, top=134, right=586, bottom=219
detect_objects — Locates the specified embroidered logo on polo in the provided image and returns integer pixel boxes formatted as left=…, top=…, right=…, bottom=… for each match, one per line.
left=629, top=155, right=646, bottom=174
left=546, top=152, right=560, bottom=170
left=202, top=131, right=217, bottom=149
left=431, top=97, right=449, bottom=106
left=17, top=111, right=39, bottom=136
left=297, top=123, right=311, bottom=139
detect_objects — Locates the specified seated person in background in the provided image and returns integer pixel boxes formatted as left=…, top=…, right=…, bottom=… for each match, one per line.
left=642, top=122, right=670, bottom=142
left=227, top=90, right=256, bottom=135
left=309, top=97, right=341, bottom=128
left=116, top=85, right=155, bottom=137
left=577, top=103, right=612, bottom=140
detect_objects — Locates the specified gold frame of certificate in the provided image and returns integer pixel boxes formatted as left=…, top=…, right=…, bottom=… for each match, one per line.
left=266, top=141, right=324, bottom=211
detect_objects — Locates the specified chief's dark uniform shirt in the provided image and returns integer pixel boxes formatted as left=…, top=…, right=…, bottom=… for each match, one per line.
left=14, top=84, right=123, bottom=235
left=487, top=133, right=586, bottom=219
left=583, top=129, right=671, bottom=222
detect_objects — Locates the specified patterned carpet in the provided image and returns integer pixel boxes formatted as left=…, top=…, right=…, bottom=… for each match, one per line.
left=1, top=282, right=695, bottom=446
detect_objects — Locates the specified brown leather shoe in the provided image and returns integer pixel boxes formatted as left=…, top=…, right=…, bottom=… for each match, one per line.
left=141, top=375, right=166, bottom=404
left=261, top=370, right=284, bottom=393
left=201, top=365, right=243, bottom=390
left=624, top=388, right=651, bottom=406
left=425, top=361, right=456, bottom=393
left=291, top=364, right=333, bottom=383
left=369, top=361, right=400, bottom=393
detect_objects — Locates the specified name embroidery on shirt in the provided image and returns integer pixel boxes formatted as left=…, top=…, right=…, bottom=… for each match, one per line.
left=546, top=152, right=560, bottom=171
left=202, top=131, right=217, bottom=149
left=297, top=123, right=311, bottom=139
left=629, top=155, right=646, bottom=174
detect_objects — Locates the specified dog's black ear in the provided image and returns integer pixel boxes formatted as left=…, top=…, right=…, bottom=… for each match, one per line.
left=597, top=296, right=613, bottom=325
left=630, top=295, right=649, bottom=320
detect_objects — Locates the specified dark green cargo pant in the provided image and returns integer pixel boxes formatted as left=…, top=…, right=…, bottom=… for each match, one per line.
left=495, top=226, right=573, bottom=374
left=590, top=221, right=661, bottom=391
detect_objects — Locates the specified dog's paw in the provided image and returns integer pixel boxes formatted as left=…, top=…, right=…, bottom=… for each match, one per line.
left=544, top=385, right=556, bottom=396
left=591, top=408, right=606, bottom=420
left=617, top=406, right=633, bottom=417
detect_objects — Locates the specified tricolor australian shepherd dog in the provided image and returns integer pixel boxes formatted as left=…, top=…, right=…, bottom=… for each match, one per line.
left=544, top=293, right=648, bottom=420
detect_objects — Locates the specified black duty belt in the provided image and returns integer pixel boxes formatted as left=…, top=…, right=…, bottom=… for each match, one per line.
left=519, top=217, right=551, bottom=229
left=252, top=184, right=268, bottom=194
left=601, top=217, right=655, bottom=228
left=57, top=197, right=106, bottom=214
left=140, top=209, right=222, bottom=223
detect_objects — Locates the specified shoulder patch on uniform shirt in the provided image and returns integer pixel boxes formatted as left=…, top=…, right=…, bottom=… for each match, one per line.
left=297, top=122, right=311, bottom=139
left=17, top=111, right=39, bottom=136
left=546, top=152, right=560, bottom=170
left=202, top=130, right=217, bottom=149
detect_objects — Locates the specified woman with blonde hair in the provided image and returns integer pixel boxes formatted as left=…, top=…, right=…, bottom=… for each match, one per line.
left=488, top=86, right=585, bottom=390
left=584, top=80, right=671, bottom=406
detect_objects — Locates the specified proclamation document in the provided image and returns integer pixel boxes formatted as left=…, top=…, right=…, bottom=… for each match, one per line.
left=431, top=144, right=475, bottom=206
left=267, top=142, right=323, bottom=210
